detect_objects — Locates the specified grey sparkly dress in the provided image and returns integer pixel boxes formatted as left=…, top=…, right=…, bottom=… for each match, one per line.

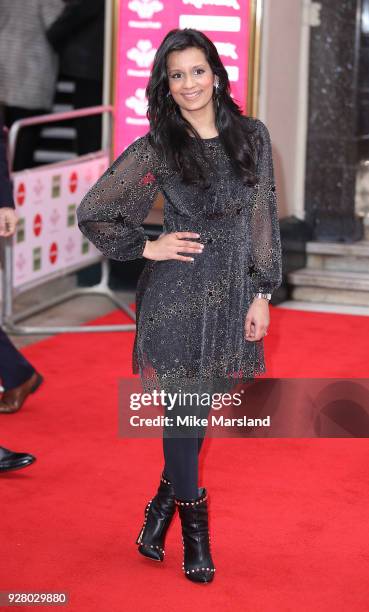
left=77, top=117, right=283, bottom=394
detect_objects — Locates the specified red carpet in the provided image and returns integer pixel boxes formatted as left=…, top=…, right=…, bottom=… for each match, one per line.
left=1, top=305, right=369, bottom=611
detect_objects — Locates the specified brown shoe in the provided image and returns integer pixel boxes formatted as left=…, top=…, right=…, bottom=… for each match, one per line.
left=0, top=372, right=44, bottom=414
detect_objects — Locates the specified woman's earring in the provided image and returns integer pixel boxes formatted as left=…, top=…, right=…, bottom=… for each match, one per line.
left=214, top=77, right=220, bottom=109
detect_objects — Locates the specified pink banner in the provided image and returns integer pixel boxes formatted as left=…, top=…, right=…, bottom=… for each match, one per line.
left=114, top=0, right=250, bottom=156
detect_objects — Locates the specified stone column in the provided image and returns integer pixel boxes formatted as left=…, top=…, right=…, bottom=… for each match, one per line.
left=304, top=0, right=364, bottom=242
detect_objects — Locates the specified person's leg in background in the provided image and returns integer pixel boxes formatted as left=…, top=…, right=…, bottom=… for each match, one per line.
left=3, top=106, right=48, bottom=171
left=73, top=78, right=103, bottom=155
left=0, top=327, right=43, bottom=413
left=0, top=327, right=35, bottom=390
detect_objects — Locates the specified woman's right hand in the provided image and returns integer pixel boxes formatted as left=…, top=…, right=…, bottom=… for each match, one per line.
left=143, top=231, right=204, bottom=262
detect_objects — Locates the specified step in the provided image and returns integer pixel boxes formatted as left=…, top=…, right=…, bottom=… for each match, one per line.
left=306, top=253, right=369, bottom=273
left=288, top=268, right=369, bottom=291
left=304, top=240, right=369, bottom=273
left=56, top=80, right=75, bottom=94
left=306, top=240, right=369, bottom=256
left=290, top=286, right=369, bottom=306
left=41, top=127, right=76, bottom=140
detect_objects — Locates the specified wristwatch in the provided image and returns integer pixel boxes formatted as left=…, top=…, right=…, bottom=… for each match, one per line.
left=254, top=292, right=272, bottom=301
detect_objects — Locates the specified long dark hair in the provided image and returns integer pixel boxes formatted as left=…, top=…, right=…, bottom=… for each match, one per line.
left=146, top=28, right=259, bottom=188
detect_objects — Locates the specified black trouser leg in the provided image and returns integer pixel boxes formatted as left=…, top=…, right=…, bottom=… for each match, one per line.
left=4, top=106, right=48, bottom=171
left=0, top=327, right=35, bottom=390
left=73, top=78, right=103, bottom=155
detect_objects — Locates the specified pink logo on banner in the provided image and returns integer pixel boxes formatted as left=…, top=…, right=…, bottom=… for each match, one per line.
left=33, top=213, right=42, bottom=237
left=15, top=252, right=26, bottom=273
left=84, top=168, right=93, bottom=184
left=33, top=178, right=45, bottom=199
left=50, top=208, right=61, bottom=227
left=114, top=0, right=250, bottom=156
left=16, top=182, right=26, bottom=206
left=69, top=171, right=78, bottom=193
left=65, top=236, right=76, bottom=254
left=49, top=242, right=58, bottom=264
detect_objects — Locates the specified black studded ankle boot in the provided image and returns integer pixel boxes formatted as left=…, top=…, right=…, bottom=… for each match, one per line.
left=135, top=473, right=176, bottom=562
left=176, top=487, right=216, bottom=583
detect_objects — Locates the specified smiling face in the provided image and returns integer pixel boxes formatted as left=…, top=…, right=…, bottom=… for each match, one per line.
left=166, top=46, right=216, bottom=114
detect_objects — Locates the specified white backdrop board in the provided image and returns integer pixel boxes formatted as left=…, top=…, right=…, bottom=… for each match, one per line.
left=11, top=154, right=109, bottom=291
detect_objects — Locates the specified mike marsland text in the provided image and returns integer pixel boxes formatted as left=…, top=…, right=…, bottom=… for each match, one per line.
left=129, top=415, right=271, bottom=427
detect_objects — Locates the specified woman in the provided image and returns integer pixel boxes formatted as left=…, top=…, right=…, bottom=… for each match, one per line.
left=77, top=28, right=282, bottom=584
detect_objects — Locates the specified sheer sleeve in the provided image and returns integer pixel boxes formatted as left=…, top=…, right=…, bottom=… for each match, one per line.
left=76, top=135, right=161, bottom=261
left=248, top=119, right=283, bottom=295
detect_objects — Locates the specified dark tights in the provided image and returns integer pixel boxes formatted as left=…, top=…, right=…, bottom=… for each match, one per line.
left=162, top=433, right=207, bottom=500
left=161, top=378, right=228, bottom=501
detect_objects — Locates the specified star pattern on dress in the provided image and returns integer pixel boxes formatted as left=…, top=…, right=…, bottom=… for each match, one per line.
left=247, top=263, right=257, bottom=278
left=114, top=211, right=128, bottom=224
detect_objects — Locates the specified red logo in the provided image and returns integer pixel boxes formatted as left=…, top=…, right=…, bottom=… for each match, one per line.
left=16, top=182, right=26, bottom=205
left=33, top=213, right=42, bottom=237
left=69, top=171, right=78, bottom=193
left=49, top=242, right=58, bottom=264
